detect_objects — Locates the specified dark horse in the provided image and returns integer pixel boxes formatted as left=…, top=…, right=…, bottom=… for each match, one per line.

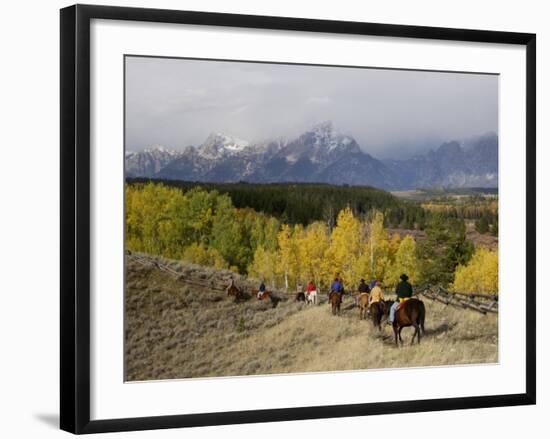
left=227, top=284, right=246, bottom=302
left=392, top=298, right=426, bottom=345
left=370, top=300, right=392, bottom=331
left=295, top=292, right=306, bottom=302
left=328, top=291, right=342, bottom=315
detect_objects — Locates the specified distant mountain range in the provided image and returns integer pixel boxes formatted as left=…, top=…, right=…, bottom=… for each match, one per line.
left=125, top=121, right=498, bottom=190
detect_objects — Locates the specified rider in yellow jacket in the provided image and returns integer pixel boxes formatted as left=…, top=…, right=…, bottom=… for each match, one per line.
left=369, top=281, right=385, bottom=304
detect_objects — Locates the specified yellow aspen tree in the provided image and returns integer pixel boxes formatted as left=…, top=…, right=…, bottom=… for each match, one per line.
left=453, top=247, right=498, bottom=294
left=289, top=224, right=304, bottom=289
left=300, top=221, right=329, bottom=291
left=481, top=249, right=499, bottom=294
left=368, top=211, right=392, bottom=282
left=277, top=224, right=293, bottom=291
left=248, top=246, right=278, bottom=288
left=389, top=233, right=401, bottom=257
left=353, top=251, right=373, bottom=286
left=352, top=221, right=372, bottom=284
left=182, top=243, right=228, bottom=269
left=325, top=207, right=361, bottom=290
left=385, top=235, right=420, bottom=288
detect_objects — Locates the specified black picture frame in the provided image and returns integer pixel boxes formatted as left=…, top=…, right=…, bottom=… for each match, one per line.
left=60, top=4, right=536, bottom=434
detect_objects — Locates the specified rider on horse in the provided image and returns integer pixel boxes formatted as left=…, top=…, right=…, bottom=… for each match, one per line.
left=226, top=277, right=235, bottom=292
left=358, top=278, right=370, bottom=294
left=306, top=280, right=316, bottom=297
left=257, top=280, right=266, bottom=299
left=388, top=274, right=413, bottom=324
left=369, top=280, right=385, bottom=306
left=356, top=278, right=370, bottom=306
left=330, top=277, right=342, bottom=299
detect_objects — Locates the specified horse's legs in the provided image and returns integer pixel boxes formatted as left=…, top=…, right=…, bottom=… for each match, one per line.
left=411, top=324, right=418, bottom=345
left=393, top=325, right=399, bottom=346
left=398, top=327, right=404, bottom=344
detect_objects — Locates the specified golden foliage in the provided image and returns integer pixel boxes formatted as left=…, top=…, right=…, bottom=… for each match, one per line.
left=324, top=207, right=361, bottom=288
left=126, top=182, right=497, bottom=295
left=385, top=235, right=420, bottom=288
left=453, top=247, right=498, bottom=294
left=182, top=243, right=228, bottom=269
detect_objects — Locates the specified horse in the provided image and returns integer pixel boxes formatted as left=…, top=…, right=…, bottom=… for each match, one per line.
left=250, top=288, right=281, bottom=308
left=392, top=298, right=426, bottom=345
left=227, top=283, right=246, bottom=302
left=305, top=290, right=317, bottom=305
left=252, top=288, right=272, bottom=301
left=370, top=300, right=391, bottom=331
left=328, top=291, right=342, bottom=315
left=357, top=293, right=370, bottom=320
left=295, top=292, right=306, bottom=302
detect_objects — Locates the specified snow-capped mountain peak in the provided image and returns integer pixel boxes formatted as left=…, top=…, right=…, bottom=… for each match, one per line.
left=307, top=121, right=356, bottom=151
left=290, top=121, right=361, bottom=160
left=125, top=125, right=498, bottom=191
left=125, top=145, right=184, bottom=177
left=198, top=133, right=250, bottom=158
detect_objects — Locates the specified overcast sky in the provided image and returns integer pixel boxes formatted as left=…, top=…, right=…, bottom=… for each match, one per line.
left=125, top=56, right=498, bottom=159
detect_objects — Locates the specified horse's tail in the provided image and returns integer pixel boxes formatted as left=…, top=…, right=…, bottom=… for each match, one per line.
left=418, top=300, right=426, bottom=333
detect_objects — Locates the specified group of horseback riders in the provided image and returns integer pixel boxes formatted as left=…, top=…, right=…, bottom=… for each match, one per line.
left=326, top=272, right=425, bottom=345
left=328, top=273, right=414, bottom=324
left=253, top=273, right=414, bottom=321
left=236, top=271, right=423, bottom=345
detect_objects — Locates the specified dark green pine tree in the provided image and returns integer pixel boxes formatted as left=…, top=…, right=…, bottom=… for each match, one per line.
left=475, top=216, right=490, bottom=234
left=417, top=214, right=474, bottom=287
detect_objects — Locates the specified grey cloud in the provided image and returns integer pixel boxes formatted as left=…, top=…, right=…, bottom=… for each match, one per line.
left=125, top=56, right=498, bottom=158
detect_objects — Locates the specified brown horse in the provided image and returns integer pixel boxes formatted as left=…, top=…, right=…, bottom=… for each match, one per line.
left=252, top=289, right=272, bottom=301
left=329, top=291, right=342, bottom=315
left=251, top=289, right=281, bottom=308
left=227, top=284, right=246, bottom=302
left=357, top=293, right=370, bottom=320
left=392, top=298, right=426, bottom=345
left=370, top=300, right=391, bottom=331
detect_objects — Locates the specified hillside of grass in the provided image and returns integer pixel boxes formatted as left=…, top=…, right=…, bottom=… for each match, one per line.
left=125, top=253, right=498, bottom=381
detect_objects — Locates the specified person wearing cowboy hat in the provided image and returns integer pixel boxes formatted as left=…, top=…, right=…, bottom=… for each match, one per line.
left=388, top=273, right=413, bottom=324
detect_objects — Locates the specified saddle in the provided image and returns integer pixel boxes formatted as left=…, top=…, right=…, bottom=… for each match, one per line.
left=396, top=297, right=412, bottom=311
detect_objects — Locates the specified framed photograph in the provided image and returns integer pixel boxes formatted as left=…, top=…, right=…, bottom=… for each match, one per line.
left=60, top=4, right=536, bottom=434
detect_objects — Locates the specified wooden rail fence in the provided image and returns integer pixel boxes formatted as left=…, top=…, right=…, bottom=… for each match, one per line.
left=415, top=285, right=498, bottom=314
left=128, top=252, right=498, bottom=314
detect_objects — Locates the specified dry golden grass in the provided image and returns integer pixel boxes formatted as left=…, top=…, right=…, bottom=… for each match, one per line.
left=125, top=254, right=498, bottom=381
